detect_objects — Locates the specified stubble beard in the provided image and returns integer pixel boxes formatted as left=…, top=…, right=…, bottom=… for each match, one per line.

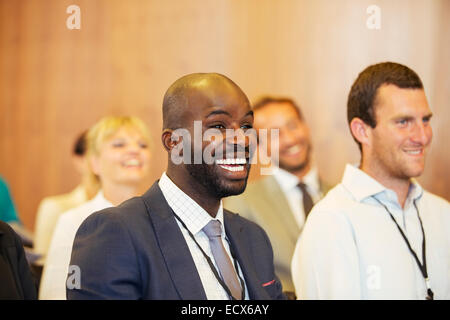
left=279, top=146, right=311, bottom=175
left=186, top=163, right=251, bottom=199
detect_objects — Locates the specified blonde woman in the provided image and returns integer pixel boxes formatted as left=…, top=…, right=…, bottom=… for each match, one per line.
left=39, top=116, right=152, bottom=300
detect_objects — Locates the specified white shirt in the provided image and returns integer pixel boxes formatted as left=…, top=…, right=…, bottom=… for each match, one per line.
left=291, top=164, right=450, bottom=300
left=34, top=185, right=88, bottom=257
left=158, top=172, right=249, bottom=300
left=273, top=166, right=323, bottom=228
left=39, top=191, right=113, bottom=300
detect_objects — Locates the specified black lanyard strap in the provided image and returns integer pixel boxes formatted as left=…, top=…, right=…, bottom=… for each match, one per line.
left=372, top=196, right=434, bottom=300
left=172, top=211, right=246, bottom=300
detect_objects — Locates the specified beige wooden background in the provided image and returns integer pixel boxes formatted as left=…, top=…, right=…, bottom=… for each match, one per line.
left=0, top=0, right=449, bottom=230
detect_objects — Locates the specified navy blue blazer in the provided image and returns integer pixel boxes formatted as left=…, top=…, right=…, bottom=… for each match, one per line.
left=67, top=182, right=285, bottom=300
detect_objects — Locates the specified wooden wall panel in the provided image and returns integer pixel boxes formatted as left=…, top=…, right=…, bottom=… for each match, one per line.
left=0, top=0, right=448, bottom=230
left=423, top=0, right=450, bottom=197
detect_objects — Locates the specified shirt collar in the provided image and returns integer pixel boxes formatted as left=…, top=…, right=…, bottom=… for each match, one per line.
left=341, top=163, right=424, bottom=204
left=405, top=179, right=424, bottom=206
left=302, top=166, right=321, bottom=192
left=158, top=172, right=225, bottom=236
left=273, top=166, right=321, bottom=194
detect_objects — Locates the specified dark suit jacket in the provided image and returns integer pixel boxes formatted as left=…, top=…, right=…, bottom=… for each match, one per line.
left=0, top=221, right=37, bottom=299
left=67, top=182, right=285, bottom=300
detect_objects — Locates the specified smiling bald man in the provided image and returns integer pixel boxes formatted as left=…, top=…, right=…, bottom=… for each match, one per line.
left=67, top=73, right=285, bottom=300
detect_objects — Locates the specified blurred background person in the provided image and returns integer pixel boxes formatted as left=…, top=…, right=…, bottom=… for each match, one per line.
left=33, top=131, right=99, bottom=259
left=1, top=176, right=34, bottom=257
left=224, top=97, right=331, bottom=299
left=0, top=220, right=37, bottom=299
left=39, top=115, right=152, bottom=300
left=0, top=176, right=21, bottom=224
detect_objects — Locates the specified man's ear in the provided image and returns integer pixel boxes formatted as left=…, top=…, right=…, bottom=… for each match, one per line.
left=162, top=129, right=181, bottom=152
left=350, top=117, right=371, bottom=148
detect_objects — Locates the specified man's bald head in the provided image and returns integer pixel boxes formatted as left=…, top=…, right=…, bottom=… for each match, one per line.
left=162, top=73, right=249, bottom=130
left=161, top=72, right=254, bottom=205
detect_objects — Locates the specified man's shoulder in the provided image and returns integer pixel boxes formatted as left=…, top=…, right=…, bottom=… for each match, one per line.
left=87, top=195, right=148, bottom=224
left=0, top=220, right=13, bottom=237
left=228, top=176, right=278, bottom=202
left=76, top=183, right=171, bottom=242
left=223, top=209, right=267, bottom=237
left=312, top=183, right=354, bottom=212
left=243, top=176, right=277, bottom=196
left=249, top=175, right=277, bottom=189
left=72, top=196, right=152, bottom=249
left=421, top=190, right=450, bottom=215
left=301, top=183, right=361, bottom=230
left=0, top=221, right=21, bottom=249
left=422, top=190, right=450, bottom=205
left=319, top=178, right=334, bottom=196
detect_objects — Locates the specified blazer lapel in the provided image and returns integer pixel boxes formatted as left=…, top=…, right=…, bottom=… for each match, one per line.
left=142, top=182, right=207, bottom=300
left=261, top=176, right=301, bottom=241
left=224, top=211, right=271, bottom=300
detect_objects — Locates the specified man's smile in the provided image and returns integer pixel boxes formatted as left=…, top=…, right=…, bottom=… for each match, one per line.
left=215, top=158, right=247, bottom=172
left=402, top=147, right=424, bottom=156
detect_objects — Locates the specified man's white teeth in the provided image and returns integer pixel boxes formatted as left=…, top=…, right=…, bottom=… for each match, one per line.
left=215, top=158, right=246, bottom=165
left=218, top=165, right=245, bottom=172
left=124, top=159, right=141, bottom=166
left=405, top=150, right=421, bottom=155
left=287, top=145, right=301, bottom=155
left=215, top=158, right=247, bottom=172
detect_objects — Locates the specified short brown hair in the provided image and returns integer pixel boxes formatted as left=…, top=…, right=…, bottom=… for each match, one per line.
left=347, top=62, right=423, bottom=150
